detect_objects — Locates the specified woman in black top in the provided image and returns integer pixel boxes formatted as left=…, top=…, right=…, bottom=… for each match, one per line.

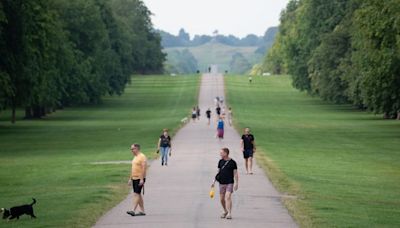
left=157, top=129, right=172, bottom=166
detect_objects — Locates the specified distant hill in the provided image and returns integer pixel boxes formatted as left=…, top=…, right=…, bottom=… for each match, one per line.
left=160, top=27, right=278, bottom=74
left=164, top=41, right=263, bottom=74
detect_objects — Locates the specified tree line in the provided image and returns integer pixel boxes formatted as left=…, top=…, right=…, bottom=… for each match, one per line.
left=0, top=0, right=165, bottom=123
left=264, top=0, right=400, bottom=119
left=160, top=27, right=278, bottom=51
left=164, top=49, right=198, bottom=74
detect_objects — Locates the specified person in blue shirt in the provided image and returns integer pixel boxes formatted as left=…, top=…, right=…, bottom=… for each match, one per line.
left=216, top=116, right=224, bottom=140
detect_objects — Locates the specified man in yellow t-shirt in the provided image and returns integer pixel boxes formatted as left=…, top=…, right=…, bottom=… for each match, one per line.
left=127, top=144, right=147, bottom=216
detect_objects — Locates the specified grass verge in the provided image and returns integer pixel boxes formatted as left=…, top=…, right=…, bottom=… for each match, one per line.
left=226, top=75, right=400, bottom=227
left=0, top=75, right=199, bottom=227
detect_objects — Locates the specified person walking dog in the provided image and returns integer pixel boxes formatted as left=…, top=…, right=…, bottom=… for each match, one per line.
left=127, top=144, right=147, bottom=217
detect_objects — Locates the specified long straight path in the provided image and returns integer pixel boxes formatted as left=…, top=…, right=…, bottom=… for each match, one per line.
left=93, top=74, right=297, bottom=228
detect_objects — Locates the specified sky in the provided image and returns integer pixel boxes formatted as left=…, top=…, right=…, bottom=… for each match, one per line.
left=142, top=0, right=290, bottom=38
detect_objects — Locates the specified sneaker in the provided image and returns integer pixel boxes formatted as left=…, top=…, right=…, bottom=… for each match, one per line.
left=220, top=212, right=228, bottom=219
left=126, top=211, right=135, bottom=216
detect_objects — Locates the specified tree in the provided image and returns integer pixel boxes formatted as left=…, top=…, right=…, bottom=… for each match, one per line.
left=178, top=28, right=190, bottom=43
left=308, top=28, right=351, bottom=103
left=265, top=0, right=400, bottom=118
left=0, top=0, right=165, bottom=122
left=351, top=0, right=400, bottom=118
left=191, top=34, right=212, bottom=46
left=164, top=49, right=198, bottom=74
left=262, top=34, right=287, bottom=75
left=0, top=1, right=12, bottom=111
left=230, top=53, right=251, bottom=74
left=111, top=0, right=165, bottom=74
left=307, top=0, right=357, bottom=103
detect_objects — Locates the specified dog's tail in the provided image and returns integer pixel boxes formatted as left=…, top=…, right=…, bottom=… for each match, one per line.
left=30, top=198, right=36, bottom=206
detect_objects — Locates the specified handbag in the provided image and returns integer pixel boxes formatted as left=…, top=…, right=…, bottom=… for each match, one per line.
left=215, top=160, right=230, bottom=183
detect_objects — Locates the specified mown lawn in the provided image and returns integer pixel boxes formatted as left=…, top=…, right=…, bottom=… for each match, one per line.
left=0, top=75, right=199, bottom=227
left=226, top=75, right=400, bottom=228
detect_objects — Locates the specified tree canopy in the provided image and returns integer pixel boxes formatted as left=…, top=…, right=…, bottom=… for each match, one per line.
left=0, top=0, right=165, bottom=122
left=159, top=27, right=278, bottom=50
left=264, top=0, right=400, bottom=118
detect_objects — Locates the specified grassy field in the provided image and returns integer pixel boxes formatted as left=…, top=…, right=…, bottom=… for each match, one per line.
left=225, top=75, right=400, bottom=227
left=0, top=75, right=199, bottom=227
left=164, top=42, right=262, bottom=72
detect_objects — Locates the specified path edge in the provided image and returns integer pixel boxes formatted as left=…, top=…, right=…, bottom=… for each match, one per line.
left=223, top=75, right=307, bottom=227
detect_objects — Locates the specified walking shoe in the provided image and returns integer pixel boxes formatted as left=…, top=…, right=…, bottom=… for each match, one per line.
left=126, top=211, right=135, bottom=216
left=220, top=212, right=228, bottom=218
left=136, top=212, right=146, bottom=216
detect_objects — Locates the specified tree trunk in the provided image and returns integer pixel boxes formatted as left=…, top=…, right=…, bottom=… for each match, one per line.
left=25, top=107, right=33, bottom=119
left=397, top=111, right=400, bottom=120
left=33, top=106, right=42, bottom=118
left=383, top=112, right=390, bottom=119
left=11, top=106, right=16, bottom=124
left=41, top=106, right=46, bottom=117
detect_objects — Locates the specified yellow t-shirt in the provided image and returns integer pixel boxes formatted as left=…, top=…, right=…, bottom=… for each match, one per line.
left=131, top=153, right=147, bottom=180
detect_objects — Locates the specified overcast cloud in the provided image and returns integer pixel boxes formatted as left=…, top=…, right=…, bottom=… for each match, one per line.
left=142, top=0, right=289, bottom=38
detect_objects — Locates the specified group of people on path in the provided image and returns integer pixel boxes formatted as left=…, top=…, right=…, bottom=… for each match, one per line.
left=194, top=104, right=232, bottom=141
left=127, top=126, right=256, bottom=220
left=191, top=106, right=201, bottom=122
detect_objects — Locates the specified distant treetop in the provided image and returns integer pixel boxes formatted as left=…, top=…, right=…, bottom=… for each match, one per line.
left=159, top=27, right=278, bottom=48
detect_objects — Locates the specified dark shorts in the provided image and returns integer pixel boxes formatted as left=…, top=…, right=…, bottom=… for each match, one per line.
left=132, top=178, right=146, bottom=194
left=192, top=114, right=197, bottom=119
left=243, top=149, right=253, bottom=159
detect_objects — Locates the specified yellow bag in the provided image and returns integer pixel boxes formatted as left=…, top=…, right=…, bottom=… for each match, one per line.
left=209, top=187, right=215, bottom=198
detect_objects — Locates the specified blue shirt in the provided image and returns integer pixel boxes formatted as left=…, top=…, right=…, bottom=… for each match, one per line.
left=217, top=120, right=224, bottom=129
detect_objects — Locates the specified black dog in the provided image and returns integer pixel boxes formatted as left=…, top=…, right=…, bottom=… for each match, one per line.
left=1, top=198, right=36, bottom=220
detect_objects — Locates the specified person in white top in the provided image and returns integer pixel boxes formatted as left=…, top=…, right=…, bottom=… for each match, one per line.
left=227, top=107, right=233, bottom=126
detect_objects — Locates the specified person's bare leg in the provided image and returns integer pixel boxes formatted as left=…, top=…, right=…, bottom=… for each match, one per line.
left=244, top=158, right=249, bottom=174
left=220, top=193, right=228, bottom=217
left=132, top=193, right=140, bottom=211
left=225, top=192, right=233, bottom=217
left=249, top=157, right=253, bottom=174
left=138, top=195, right=145, bottom=213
